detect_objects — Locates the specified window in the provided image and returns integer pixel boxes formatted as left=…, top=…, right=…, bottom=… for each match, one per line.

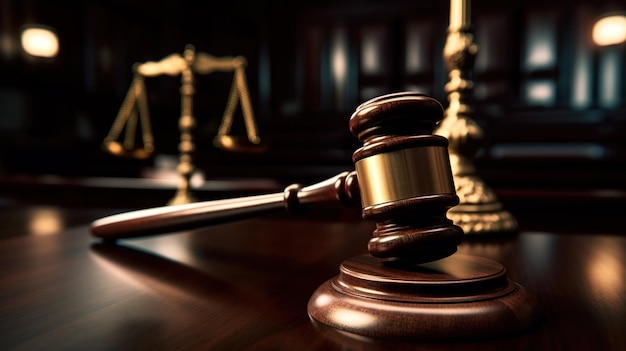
left=521, top=9, right=560, bottom=107
left=474, top=12, right=511, bottom=102
left=359, top=24, right=390, bottom=101
left=404, top=20, right=435, bottom=96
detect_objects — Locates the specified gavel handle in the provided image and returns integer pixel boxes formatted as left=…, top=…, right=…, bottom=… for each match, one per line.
left=90, top=171, right=359, bottom=240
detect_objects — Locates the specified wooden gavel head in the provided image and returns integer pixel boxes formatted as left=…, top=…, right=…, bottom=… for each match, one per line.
left=349, top=91, right=463, bottom=265
left=307, top=94, right=540, bottom=340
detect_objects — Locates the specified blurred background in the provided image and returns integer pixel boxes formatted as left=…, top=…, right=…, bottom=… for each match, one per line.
left=0, top=0, right=624, bottom=208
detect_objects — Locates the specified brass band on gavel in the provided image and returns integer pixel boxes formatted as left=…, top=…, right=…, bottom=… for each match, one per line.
left=355, top=145, right=455, bottom=208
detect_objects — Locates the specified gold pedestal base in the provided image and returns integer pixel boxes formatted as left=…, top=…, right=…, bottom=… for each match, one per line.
left=448, top=174, right=518, bottom=235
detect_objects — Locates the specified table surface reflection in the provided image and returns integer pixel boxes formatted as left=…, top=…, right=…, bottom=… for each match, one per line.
left=0, top=204, right=625, bottom=350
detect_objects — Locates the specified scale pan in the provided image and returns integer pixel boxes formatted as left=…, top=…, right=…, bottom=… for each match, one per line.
left=213, top=135, right=268, bottom=153
left=103, top=141, right=154, bottom=160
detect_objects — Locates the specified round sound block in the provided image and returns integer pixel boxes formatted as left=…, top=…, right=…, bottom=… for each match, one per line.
left=308, top=254, right=541, bottom=340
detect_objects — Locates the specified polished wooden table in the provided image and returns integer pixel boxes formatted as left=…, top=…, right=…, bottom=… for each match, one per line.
left=1, top=197, right=625, bottom=350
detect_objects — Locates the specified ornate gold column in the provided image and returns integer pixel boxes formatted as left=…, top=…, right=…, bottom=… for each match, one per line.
left=434, top=0, right=518, bottom=235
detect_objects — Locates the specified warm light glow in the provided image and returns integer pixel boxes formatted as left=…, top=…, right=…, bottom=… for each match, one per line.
left=585, top=238, right=624, bottom=307
left=147, top=154, right=206, bottom=188
left=403, top=84, right=430, bottom=95
left=525, top=80, right=555, bottom=105
left=572, top=47, right=592, bottom=109
left=1, top=33, right=17, bottom=58
left=361, top=27, right=384, bottom=75
left=598, top=48, right=622, bottom=108
left=330, top=308, right=377, bottom=328
left=524, top=12, right=557, bottom=70
left=29, top=208, right=63, bottom=235
left=405, top=22, right=431, bottom=74
left=332, top=29, right=347, bottom=85
left=593, top=15, right=626, bottom=46
left=528, top=83, right=552, bottom=101
left=151, top=235, right=196, bottom=265
left=21, top=26, right=59, bottom=58
left=331, top=27, right=348, bottom=109
left=528, top=43, right=553, bottom=67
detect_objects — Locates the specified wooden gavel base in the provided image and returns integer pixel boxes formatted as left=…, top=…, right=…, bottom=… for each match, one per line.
left=308, top=253, right=541, bottom=341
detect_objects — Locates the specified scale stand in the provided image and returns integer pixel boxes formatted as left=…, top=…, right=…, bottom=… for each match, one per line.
left=102, top=44, right=266, bottom=205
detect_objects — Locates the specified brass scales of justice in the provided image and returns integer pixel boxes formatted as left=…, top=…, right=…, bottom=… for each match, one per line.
left=102, top=44, right=266, bottom=205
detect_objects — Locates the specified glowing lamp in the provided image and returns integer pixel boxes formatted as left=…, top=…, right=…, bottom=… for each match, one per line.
left=21, top=25, right=59, bottom=58
left=593, top=14, right=626, bottom=46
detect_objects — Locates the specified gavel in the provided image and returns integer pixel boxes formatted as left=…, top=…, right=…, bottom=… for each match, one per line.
left=91, top=91, right=540, bottom=340
left=91, top=92, right=464, bottom=265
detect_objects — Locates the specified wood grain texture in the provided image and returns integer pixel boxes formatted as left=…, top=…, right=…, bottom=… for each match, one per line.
left=0, top=206, right=625, bottom=350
